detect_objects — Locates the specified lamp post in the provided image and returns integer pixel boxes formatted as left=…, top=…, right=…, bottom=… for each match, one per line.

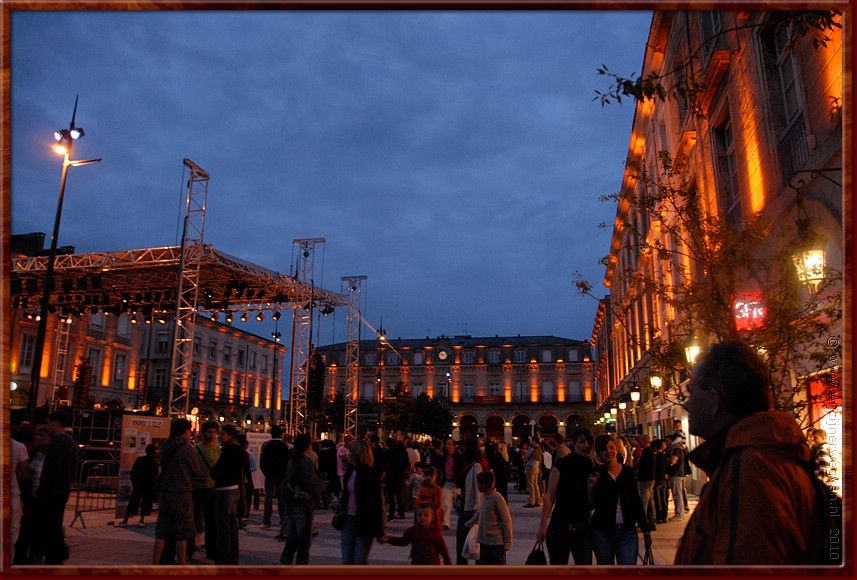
left=26, top=97, right=101, bottom=419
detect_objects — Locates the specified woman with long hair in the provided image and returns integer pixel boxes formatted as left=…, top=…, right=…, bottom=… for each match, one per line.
left=588, top=435, right=652, bottom=565
left=340, top=438, right=385, bottom=564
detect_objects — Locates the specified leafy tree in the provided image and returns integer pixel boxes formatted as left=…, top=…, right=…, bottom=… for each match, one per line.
left=412, top=393, right=454, bottom=439
left=381, top=381, right=416, bottom=434
left=594, top=10, right=841, bottom=118
left=573, top=151, right=842, bottom=427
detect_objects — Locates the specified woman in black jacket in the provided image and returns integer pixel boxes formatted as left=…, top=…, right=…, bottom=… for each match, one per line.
left=588, top=435, right=652, bottom=565
left=339, top=438, right=385, bottom=564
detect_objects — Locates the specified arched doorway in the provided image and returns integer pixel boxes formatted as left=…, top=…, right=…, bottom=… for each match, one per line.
left=539, top=415, right=558, bottom=437
left=512, top=415, right=532, bottom=445
left=459, top=415, right=478, bottom=438
left=485, top=414, right=505, bottom=442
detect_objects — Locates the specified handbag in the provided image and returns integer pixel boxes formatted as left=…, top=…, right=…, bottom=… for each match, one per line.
left=331, top=512, right=344, bottom=531
left=525, top=539, right=547, bottom=565
left=461, top=523, right=480, bottom=560
left=641, top=543, right=655, bottom=565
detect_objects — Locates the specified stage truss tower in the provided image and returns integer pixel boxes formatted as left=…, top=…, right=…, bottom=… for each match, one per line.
left=341, top=276, right=366, bottom=438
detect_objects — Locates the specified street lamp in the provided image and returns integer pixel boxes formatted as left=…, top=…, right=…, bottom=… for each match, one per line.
left=792, top=217, right=827, bottom=292
left=27, top=96, right=101, bottom=418
left=630, top=387, right=641, bottom=403
left=649, top=375, right=662, bottom=390
left=684, top=337, right=702, bottom=367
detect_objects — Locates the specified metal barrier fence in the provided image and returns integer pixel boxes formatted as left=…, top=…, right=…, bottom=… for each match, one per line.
left=69, top=459, right=119, bottom=529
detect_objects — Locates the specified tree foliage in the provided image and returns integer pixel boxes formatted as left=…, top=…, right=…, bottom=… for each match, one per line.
left=594, top=10, right=842, bottom=118
left=574, top=152, right=842, bottom=427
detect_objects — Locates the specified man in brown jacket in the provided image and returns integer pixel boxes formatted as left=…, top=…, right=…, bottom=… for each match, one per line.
left=675, top=341, right=827, bottom=565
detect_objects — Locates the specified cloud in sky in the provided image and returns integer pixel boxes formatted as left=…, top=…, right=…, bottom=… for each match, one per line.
left=10, top=9, right=652, bottom=344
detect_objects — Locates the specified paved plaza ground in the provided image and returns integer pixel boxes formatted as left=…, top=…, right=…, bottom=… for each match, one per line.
left=14, top=485, right=698, bottom=572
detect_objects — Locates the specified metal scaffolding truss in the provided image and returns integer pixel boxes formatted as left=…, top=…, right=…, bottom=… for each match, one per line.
left=168, top=159, right=208, bottom=418
left=341, top=276, right=366, bottom=438
left=288, top=238, right=325, bottom=435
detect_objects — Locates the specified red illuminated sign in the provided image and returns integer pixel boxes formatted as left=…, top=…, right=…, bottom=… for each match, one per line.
left=732, top=292, right=766, bottom=331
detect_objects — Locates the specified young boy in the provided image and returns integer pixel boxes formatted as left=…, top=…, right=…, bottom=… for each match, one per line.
left=380, top=504, right=451, bottom=565
left=465, top=470, right=512, bottom=565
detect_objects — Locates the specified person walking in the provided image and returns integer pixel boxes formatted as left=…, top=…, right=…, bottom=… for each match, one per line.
left=379, top=503, right=451, bottom=565
left=440, top=437, right=463, bottom=531
left=192, top=420, right=221, bottom=560
left=340, top=438, right=385, bottom=564
left=634, top=434, right=657, bottom=530
left=537, top=427, right=595, bottom=565
left=259, top=424, right=290, bottom=533
left=675, top=341, right=828, bottom=564
left=465, top=470, right=513, bottom=565
left=39, top=411, right=79, bottom=565
left=588, top=435, right=652, bottom=565
left=209, top=424, right=244, bottom=565
left=118, top=444, right=158, bottom=528
left=153, top=418, right=201, bottom=565
left=455, top=437, right=484, bottom=565
left=280, top=433, right=322, bottom=565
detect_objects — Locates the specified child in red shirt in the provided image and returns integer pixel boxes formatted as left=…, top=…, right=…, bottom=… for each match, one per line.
left=416, top=466, right=444, bottom=528
left=380, top=504, right=451, bottom=565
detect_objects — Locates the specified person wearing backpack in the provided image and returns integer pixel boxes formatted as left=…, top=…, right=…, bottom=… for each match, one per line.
left=674, top=341, right=829, bottom=565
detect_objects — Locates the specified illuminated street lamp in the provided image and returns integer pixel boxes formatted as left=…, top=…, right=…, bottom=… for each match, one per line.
left=27, top=97, right=101, bottom=418
left=684, top=336, right=702, bottom=367
left=649, top=375, right=662, bottom=390
left=792, top=217, right=827, bottom=292
left=630, top=387, right=641, bottom=403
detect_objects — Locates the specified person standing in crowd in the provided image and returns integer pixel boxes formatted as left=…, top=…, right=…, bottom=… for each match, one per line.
left=340, top=438, right=385, bottom=564
left=523, top=437, right=542, bottom=508
left=634, top=434, right=657, bottom=531
left=440, top=437, right=463, bottom=531
left=39, top=411, right=79, bottom=565
left=119, top=444, right=158, bottom=528
left=192, top=420, right=221, bottom=559
left=552, top=433, right=571, bottom=460
left=465, top=470, right=513, bottom=565
left=153, top=418, right=201, bottom=565
left=652, top=439, right=669, bottom=525
left=380, top=503, right=451, bottom=565
left=588, top=435, right=652, bottom=565
left=455, top=436, right=484, bottom=565
left=280, top=433, right=322, bottom=565
left=367, top=434, right=389, bottom=519
left=484, top=442, right=509, bottom=502
left=260, top=425, right=290, bottom=534
left=675, top=341, right=827, bottom=564
left=809, top=428, right=837, bottom=490
left=384, top=438, right=408, bottom=521
left=10, top=429, right=30, bottom=549
left=537, top=427, right=595, bottom=565
left=415, top=466, right=443, bottom=528
left=13, top=425, right=49, bottom=564
left=336, top=434, right=354, bottom=493
left=665, top=433, right=687, bottom=521
left=209, top=424, right=244, bottom=565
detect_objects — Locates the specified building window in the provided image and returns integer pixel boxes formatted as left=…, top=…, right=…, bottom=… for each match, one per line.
left=206, top=374, right=215, bottom=394
left=698, top=10, right=722, bottom=61
left=541, top=381, right=555, bottom=403
left=113, top=353, right=126, bottom=387
left=413, top=351, right=424, bottom=365
left=262, top=355, right=269, bottom=373
left=514, top=350, right=526, bottom=364
left=157, top=332, right=170, bottom=354
left=713, top=111, right=742, bottom=225
left=773, top=25, right=801, bottom=124
left=193, top=337, right=201, bottom=355
left=223, top=344, right=232, bottom=364
left=463, top=351, right=474, bottom=364
left=154, top=367, right=167, bottom=389
left=462, top=382, right=475, bottom=402
left=221, top=376, right=230, bottom=392
left=568, top=380, right=583, bottom=402
left=567, top=348, right=579, bottom=362
left=208, top=340, right=217, bottom=359
left=117, top=314, right=131, bottom=337
left=250, top=351, right=257, bottom=369
left=19, top=334, right=35, bottom=369
left=364, top=353, right=376, bottom=366
left=88, top=347, right=102, bottom=388
left=90, top=312, right=106, bottom=330
left=191, top=371, right=199, bottom=392
left=412, top=381, right=425, bottom=397
left=437, top=381, right=448, bottom=399
left=514, top=380, right=527, bottom=403
left=488, top=350, right=500, bottom=364
left=386, top=352, right=399, bottom=366
left=237, top=348, right=245, bottom=366
left=489, top=381, right=501, bottom=397
left=541, top=349, right=553, bottom=363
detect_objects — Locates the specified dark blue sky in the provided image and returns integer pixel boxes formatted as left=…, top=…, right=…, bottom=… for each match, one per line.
left=10, top=9, right=652, bottom=346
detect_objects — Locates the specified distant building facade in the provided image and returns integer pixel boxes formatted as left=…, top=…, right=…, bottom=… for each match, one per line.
left=314, top=335, right=596, bottom=444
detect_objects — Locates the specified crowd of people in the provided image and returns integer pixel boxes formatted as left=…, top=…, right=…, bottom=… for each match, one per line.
left=8, top=341, right=840, bottom=567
